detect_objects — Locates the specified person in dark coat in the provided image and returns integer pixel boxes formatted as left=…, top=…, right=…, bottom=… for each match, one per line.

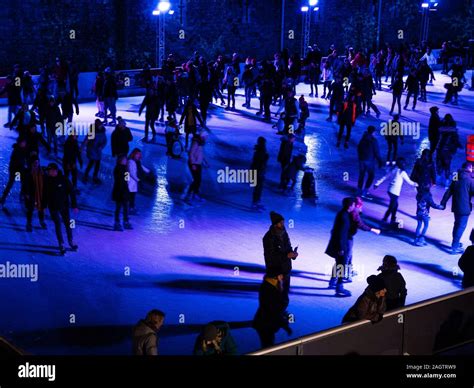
left=458, top=229, right=474, bottom=288
left=11, top=104, right=37, bottom=134
left=357, top=125, right=383, bottom=199
left=251, top=136, right=269, bottom=211
left=82, top=120, right=107, bottom=184
left=32, top=88, right=49, bottom=135
left=277, top=134, right=295, bottom=189
left=263, top=211, right=298, bottom=311
left=346, top=197, right=381, bottom=280
left=112, top=155, right=132, bottom=231
left=138, top=87, right=159, bottom=143
left=389, top=76, right=403, bottom=116
left=252, top=270, right=292, bottom=349
left=410, top=149, right=436, bottom=191
left=60, top=92, right=79, bottom=123
left=23, top=156, right=47, bottom=232
left=111, top=117, right=133, bottom=158
left=44, top=96, right=62, bottom=155
left=403, top=68, right=419, bottom=110
left=377, top=255, right=407, bottom=311
left=132, top=309, right=165, bottom=356
left=0, top=75, right=22, bottom=128
left=42, top=163, right=78, bottom=255
left=414, top=183, right=444, bottom=246
left=428, top=106, right=441, bottom=156
left=336, top=93, right=357, bottom=149
left=0, top=138, right=29, bottom=207
left=193, top=321, right=238, bottom=356
left=441, top=162, right=474, bottom=254
left=26, top=124, right=50, bottom=156
left=102, top=68, right=118, bottom=126
left=342, top=275, right=387, bottom=323
left=179, top=99, right=204, bottom=150
left=63, top=133, right=83, bottom=192
left=384, top=114, right=403, bottom=165
left=436, top=114, right=462, bottom=187
left=326, top=197, right=356, bottom=296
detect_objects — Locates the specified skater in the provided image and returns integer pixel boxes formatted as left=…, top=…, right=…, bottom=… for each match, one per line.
left=377, top=255, right=407, bottom=311
left=11, top=104, right=37, bottom=135
left=92, top=71, right=105, bottom=118
left=389, top=76, right=403, bottom=116
left=102, top=67, right=118, bottom=126
left=44, top=96, right=62, bottom=155
left=326, top=78, right=344, bottom=122
left=413, top=183, right=444, bottom=246
left=404, top=68, right=419, bottom=110
left=60, top=92, right=79, bottom=123
left=326, top=197, right=356, bottom=297
left=63, top=133, right=83, bottom=193
left=342, top=275, right=386, bottom=324
left=361, top=69, right=380, bottom=117
left=0, top=138, right=29, bottom=208
left=82, top=119, right=107, bottom=184
left=297, top=95, right=309, bottom=133
left=357, top=125, right=384, bottom=198
left=281, top=154, right=306, bottom=191
left=42, top=163, right=78, bottom=255
left=384, top=115, right=403, bottom=165
left=138, top=87, right=160, bottom=142
left=111, top=117, right=133, bottom=158
left=184, top=133, right=208, bottom=204
left=276, top=90, right=299, bottom=134
left=336, top=93, right=357, bottom=148
left=417, top=59, right=435, bottom=102
left=263, top=211, right=298, bottom=310
left=112, top=155, right=132, bottom=231
left=251, top=136, right=269, bottom=211
left=458, top=230, right=474, bottom=288
left=321, top=61, right=333, bottom=99
left=374, top=157, right=418, bottom=225
left=428, top=106, right=441, bottom=156
left=224, top=66, right=237, bottom=111
left=179, top=99, right=204, bottom=151
left=441, top=162, right=474, bottom=254
left=132, top=309, right=165, bottom=355
left=165, top=116, right=181, bottom=156
left=252, top=270, right=292, bottom=349
left=193, top=321, right=238, bottom=356
left=127, top=148, right=151, bottom=215
left=436, top=114, right=462, bottom=187
left=277, top=134, right=295, bottom=189
left=410, top=149, right=436, bottom=191
left=23, top=156, right=47, bottom=232
left=0, top=75, right=22, bottom=128
left=347, top=197, right=381, bottom=281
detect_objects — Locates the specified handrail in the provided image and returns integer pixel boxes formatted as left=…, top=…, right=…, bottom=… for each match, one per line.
left=249, top=287, right=474, bottom=355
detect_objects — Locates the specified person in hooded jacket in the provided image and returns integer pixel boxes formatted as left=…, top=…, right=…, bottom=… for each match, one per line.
left=428, top=106, right=441, bottom=156
left=342, top=275, right=387, bottom=323
left=111, top=117, right=133, bottom=158
left=193, top=321, right=238, bottom=356
left=138, top=86, right=160, bottom=143
left=82, top=120, right=107, bottom=184
left=132, top=309, right=165, bottom=355
left=410, top=149, right=436, bottom=191
left=436, top=114, right=462, bottom=187
left=44, top=96, right=62, bottom=154
left=376, top=255, right=407, bottom=311
left=42, top=163, right=78, bottom=255
left=63, top=133, right=83, bottom=193
left=251, top=137, right=269, bottom=211
left=357, top=125, right=383, bottom=199
left=413, top=183, right=444, bottom=246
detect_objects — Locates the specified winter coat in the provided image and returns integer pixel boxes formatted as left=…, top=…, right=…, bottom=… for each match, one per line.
left=349, top=209, right=372, bottom=239
left=416, top=190, right=443, bottom=218
left=437, top=126, right=462, bottom=156
left=357, top=132, right=383, bottom=165
left=126, top=159, right=150, bottom=193
left=458, top=246, right=474, bottom=288
left=325, top=209, right=351, bottom=259
left=112, top=164, right=130, bottom=202
left=193, top=321, right=238, bottom=356
left=277, top=137, right=293, bottom=166
left=111, top=127, right=133, bottom=158
left=410, top=158, right=436, bottom=187
left=377, top=270, right=407, bottom=310
left=8, top=144, right=29, bottom=174
left=338, top=101, right=357, bottom=125
left=441, top=169, right=474, bottom=215
left=251, top=146, right=269, bottom=174
left=342, top=288, right=386, bottom=323
left=102, top=75, right=118, bottom=99
left=405, top=74, right=419, bottom=91
left=26, top=131, right=50, bottom=154
left=85, top=129, right=107, bottom=161
left=252, top=278, right=289, bottom=333
left=375, top=167, right=417, bottom=197
left=63, top=137, right=82, bottom=168
left=42, top=173, right=77, bottom=211
left=132, top=320, right=159, bottom=355
left=428, top=113, right=441, bottom=145
left=45, top=104, right=63, bottom=130
left=263, top=226, right=294, bottom=275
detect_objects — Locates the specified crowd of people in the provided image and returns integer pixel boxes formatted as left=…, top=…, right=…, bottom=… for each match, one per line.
left=0, top=39, right=473, bottom=353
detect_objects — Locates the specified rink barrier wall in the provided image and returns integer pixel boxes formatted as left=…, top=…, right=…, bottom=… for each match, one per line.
left=249, top=288, right=474, bottom=355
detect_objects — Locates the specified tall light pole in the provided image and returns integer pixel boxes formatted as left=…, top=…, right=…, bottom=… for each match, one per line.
left=376, top=0, right=382, bottom=50
left=280, top=0, right=285, bottom=52
left=153, top=1, right=172, bottom=68
left=420, top=1, right=438, bottom=45
left=301, top=1, right=319, bottom=59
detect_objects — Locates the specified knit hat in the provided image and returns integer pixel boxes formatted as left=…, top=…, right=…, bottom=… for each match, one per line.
left=270, top=211, right=284, bottom=225
left=367, top=275, right=386, bottom=293
left=202, top=323, right=218, bottom=342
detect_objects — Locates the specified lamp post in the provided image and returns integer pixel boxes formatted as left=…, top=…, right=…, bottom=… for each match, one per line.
left=301, top=1, right=319, bottom=59
left=152, top=1, right=172, bottom=68
left=420, top=1, right=438, bottom=45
